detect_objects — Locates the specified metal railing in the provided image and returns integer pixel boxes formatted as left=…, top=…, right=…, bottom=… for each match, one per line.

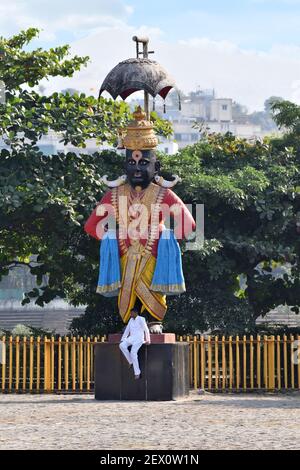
left=187, top=335, right=300, bottom=391
left=0, top=335, right=299, bottom=393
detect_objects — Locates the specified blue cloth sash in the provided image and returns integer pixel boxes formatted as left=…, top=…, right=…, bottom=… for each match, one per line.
left=150, top=229, right=186, bottom=295
left=97, top=230, right=121, bottom=297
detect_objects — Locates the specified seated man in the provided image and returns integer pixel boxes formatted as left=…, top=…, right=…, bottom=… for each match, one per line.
left=119, top=308, right=151, bottom=379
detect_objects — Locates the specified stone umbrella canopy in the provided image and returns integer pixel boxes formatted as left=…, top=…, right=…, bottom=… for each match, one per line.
left=99, top=57, right=177, bottom=102
left=98, top=36, right=180, bottom=117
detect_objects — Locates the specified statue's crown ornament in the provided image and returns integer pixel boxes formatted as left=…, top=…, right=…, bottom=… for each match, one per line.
left=122, top=106, right=158, bottom=150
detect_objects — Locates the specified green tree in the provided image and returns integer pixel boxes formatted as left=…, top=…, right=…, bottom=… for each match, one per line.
left=164, top=132, right=300, bottom=333
left=264, top=96, right=283, bottom=114
left=247, top=96, right=282, bottom=131
left=271, top=99, right=300, bottom=142
left=0, top=28, right=171, bottom=149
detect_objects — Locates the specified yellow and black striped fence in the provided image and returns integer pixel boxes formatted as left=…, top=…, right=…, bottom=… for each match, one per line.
left=0, top=335, right=299, bottom=393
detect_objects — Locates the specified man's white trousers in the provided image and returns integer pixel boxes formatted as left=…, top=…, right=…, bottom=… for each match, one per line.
left=119, top=339, right=144, bottom=375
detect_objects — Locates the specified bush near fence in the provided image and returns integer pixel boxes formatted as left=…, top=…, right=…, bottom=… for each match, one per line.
left=0, top=335, right=299, bottom=393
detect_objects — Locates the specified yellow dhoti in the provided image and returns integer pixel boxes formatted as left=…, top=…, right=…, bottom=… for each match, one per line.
left=118, top=249, right=167, bottom=323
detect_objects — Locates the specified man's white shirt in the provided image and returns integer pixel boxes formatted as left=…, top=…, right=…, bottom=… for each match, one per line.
left=121, top=315, right=151, bottom=343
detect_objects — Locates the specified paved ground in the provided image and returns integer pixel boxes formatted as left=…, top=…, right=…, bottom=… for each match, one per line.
left=0, top=392, right=299, bottom=450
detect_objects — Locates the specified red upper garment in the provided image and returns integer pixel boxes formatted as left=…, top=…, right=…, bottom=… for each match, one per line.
left=84, top=186, right=196, bottom=257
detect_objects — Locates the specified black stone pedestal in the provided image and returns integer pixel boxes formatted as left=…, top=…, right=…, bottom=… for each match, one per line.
left=94, top=342, right=189, bottom=401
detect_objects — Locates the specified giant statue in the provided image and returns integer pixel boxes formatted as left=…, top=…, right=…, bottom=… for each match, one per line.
left=84, top=37, right=195, bottom=327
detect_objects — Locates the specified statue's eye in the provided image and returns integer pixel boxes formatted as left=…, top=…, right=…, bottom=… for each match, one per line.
left=140, top=159, right=149, bottom=166
left=128, top=159, right=136, bottom=166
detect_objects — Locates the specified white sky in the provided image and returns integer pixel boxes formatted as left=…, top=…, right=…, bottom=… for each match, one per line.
left=2, top=0, right=300, bottom=111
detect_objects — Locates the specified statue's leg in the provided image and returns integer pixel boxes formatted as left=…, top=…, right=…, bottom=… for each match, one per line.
left=134, top=298, right=154, bottom=322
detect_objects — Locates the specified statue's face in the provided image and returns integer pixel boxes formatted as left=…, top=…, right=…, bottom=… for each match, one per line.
left=125, top=149, right=160, bottom=189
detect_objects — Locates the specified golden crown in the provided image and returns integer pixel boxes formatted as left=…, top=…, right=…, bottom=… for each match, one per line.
left=121, top=106, right=158, bottom=150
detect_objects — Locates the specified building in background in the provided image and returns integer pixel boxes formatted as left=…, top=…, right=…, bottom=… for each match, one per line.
left=210, top=98, right=233, bottom=122
left=139, top=88, right=279, bottom=149
left=1, top=132, right=179, bottom=157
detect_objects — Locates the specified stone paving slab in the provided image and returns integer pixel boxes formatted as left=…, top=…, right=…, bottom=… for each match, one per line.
left=0, top=392, right=299, bottom=450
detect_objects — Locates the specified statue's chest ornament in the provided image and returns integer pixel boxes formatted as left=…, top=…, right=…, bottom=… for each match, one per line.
left=112, top=184, right=166, bottom=258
